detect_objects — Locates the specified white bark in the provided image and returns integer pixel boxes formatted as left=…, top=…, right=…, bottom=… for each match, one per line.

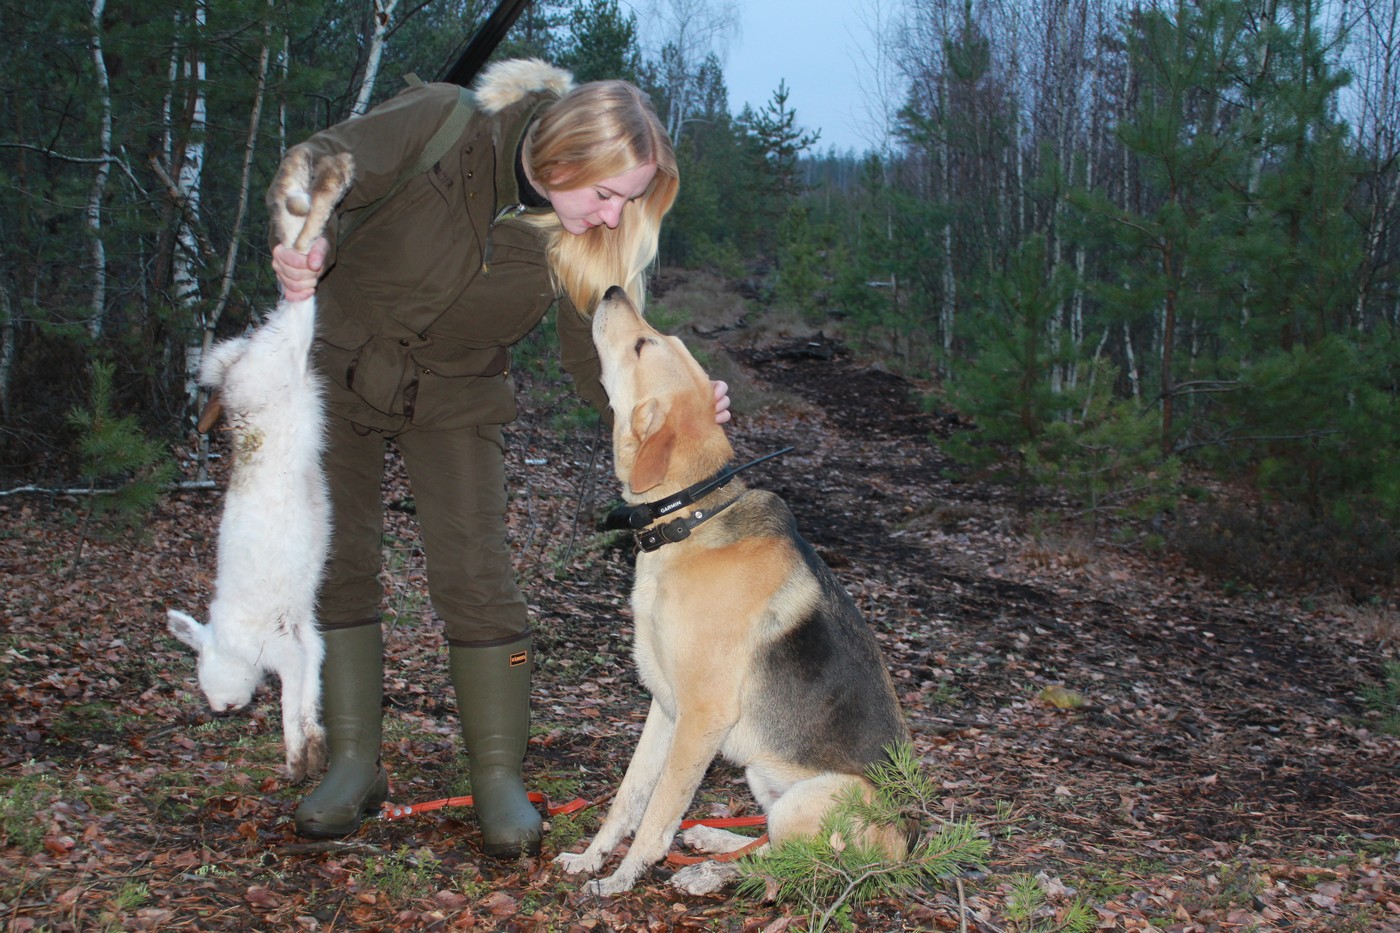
left=278, top=31, right=290, bottom=154
left=185, top=1, right=274, bottom=481
left=209, top=11, right=274, bottom=344
left=1240, top=0, right=1280, bottom=334
left=171, top=3, right=209, bottom=414
left=641, top=0, right=739, bottom=143
left=1345, top=0, right=1400, bottom=327
left=352, top=0, right=401, bottom=116
left=1123, top=322, right=1140, bottom=400
left=0, top=282, right=14, bottom=423
left=852, top=0, right=904, bottom=151
left=86, top=0, right=113, bottom=339
left=175, top=4, right=208, bottom=315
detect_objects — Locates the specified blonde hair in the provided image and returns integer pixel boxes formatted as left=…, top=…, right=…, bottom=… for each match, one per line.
left=522, top=80, right=679, bottom=316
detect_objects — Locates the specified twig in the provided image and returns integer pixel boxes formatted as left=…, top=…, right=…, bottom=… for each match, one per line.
left=274, top=840, right=394, bottom=858
left=562, top=419, right=605, bottom=566
left=69, top=490, right=95, bottom=576
left=810, top=863, right=912, bottom=932
left=1, top=479, right=216, bottom=498
left=0, top=141, right=147, bottom=190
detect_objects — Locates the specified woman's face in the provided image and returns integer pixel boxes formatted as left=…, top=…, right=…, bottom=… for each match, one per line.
left=544, top=162, right=657, bottom=236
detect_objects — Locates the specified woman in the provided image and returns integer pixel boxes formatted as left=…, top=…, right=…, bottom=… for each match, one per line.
left=270, top=59, right=729, bottom=857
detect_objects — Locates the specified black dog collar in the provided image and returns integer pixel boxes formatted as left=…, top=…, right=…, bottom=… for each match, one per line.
left=631, top=497, right=739, bottom=552
left=603, top=447, right=794, bottom=551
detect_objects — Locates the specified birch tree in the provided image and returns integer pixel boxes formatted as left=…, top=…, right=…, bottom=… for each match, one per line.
left=640, top=0, right=739, bottom=143
left=1345, top=0, right=1400, bottom=327
left=351, top=0, right=401, bottom=115
left=86, top=0, right=114, bottom=339
left=168, top=3, right=207, bottom=318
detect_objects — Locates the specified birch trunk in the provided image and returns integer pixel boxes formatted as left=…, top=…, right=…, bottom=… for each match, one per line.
left=645, top=0, right=739, bottom=145
left=352, top=0, right=400, bottom=116
left=209, top=13, right=274, bottom=343
left=1124, top=322, right=1141, bottom=400
left=187, top=3, right=274, bottom=481
left=1240, top=0, right=1279, bottom=335
left=172, top=3, right=209, bottom=415
left=86, top=0, right=113, bottom=339
left=1350, top=0, right=1400, bottom=328
left=936, top=3, right=956, bottom=368
left=0, top=282, right=14, bottom=423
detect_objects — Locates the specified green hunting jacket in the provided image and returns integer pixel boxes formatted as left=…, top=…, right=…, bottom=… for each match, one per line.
left=275, top=68, right=606, bottom=432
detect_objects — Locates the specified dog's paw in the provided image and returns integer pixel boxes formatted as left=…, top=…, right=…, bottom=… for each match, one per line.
left=583, top=867, right=642, bottom=897
left=554, top=850, right=605, bottom=876
left=671, top=860, right=742, bottom=896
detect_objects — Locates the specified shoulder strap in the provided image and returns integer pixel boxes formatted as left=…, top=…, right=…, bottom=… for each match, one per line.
left=339, top=84, right=476, bottom=243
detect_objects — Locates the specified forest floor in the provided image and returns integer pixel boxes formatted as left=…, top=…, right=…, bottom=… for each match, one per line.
left=2, top=273, right=1398, bottom=931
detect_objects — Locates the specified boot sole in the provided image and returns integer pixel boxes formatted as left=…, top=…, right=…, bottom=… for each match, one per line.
left=294, top=767, right=389, bottom=838
left=482, top=836, right=543, bottom=859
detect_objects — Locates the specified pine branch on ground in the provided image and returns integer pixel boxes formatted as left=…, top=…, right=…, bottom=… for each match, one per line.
left=735, top=743, right=991, bottom=932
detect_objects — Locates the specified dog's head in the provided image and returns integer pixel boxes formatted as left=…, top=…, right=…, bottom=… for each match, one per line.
left=593, top=286, right=732, bottom=498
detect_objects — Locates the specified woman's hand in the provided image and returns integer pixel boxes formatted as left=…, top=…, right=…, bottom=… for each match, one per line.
left=713, top=380, right=732, bottom=424
left=272, top=236, right=330, bottom=302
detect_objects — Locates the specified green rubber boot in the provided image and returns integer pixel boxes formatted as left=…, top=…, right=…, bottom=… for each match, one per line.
left=449, top=633, right=543, bottom=858
left=294, top=623, right=389, bottom=837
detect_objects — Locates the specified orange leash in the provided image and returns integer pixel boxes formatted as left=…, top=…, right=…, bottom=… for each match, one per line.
left=665, top=832, right=768, bottom=866
left=679, top=815, right=767, bottom=830
left=380, top=792, right=591, bottom=820
left=381, top=793, right=768, bottom=863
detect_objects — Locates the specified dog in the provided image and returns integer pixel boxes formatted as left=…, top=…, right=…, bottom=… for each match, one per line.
left=555, top=286, right=911, bottom=896
left=167, top=150, right=354, bottom=781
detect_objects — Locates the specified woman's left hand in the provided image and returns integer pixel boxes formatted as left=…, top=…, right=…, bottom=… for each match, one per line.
left=713, top=380, right=732, bottom=425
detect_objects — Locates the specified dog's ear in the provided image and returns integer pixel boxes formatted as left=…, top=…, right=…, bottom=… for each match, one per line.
left=629, top=398, right=676, bottom=494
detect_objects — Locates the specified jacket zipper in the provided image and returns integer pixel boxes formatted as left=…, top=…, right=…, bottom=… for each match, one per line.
left=482, top=203, right=526, bottom=274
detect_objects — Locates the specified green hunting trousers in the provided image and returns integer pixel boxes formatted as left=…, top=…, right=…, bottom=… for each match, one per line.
left=317, top=414, right=528, bottom=644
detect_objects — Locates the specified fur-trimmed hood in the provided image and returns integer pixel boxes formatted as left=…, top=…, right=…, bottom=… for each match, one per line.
left=473, top=58, right=574, bottom=114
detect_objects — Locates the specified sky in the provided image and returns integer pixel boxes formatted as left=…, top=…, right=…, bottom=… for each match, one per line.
left=720, top=1, right=884, bottom=155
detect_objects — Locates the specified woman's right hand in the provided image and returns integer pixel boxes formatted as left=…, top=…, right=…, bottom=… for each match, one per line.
left=272, top=236, right=330, bottom=302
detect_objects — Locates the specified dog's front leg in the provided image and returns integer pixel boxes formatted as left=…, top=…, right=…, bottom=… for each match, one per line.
left=584, top=711, right=728, bottom=896
left=556, top=698, right=675, bottom=876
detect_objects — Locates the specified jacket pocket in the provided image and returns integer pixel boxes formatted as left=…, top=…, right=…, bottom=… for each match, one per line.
left=409, top=350, right=516, bottom=428
left=318, top=335, right=416, bottom=417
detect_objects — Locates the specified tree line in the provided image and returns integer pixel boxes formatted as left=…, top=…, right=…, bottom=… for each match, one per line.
left=787, top=0, right=1400, bottom=532
left=4, top=0, right=1399, bottom=544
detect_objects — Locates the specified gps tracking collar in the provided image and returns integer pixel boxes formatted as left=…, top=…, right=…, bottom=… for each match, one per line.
left=602, top=447, right=794, bottom=552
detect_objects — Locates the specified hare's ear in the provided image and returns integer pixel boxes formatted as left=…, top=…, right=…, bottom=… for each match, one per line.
left=167, top=610, right=210, bottom=652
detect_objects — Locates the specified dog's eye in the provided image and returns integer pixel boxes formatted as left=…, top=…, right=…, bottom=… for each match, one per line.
left=634, top=337, right=648, bottom=355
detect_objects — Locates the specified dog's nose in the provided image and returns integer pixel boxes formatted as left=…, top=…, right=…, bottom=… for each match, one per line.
left=603, top=285, right=625, bottom=301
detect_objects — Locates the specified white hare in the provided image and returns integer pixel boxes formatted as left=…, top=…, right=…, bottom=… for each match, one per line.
left=168, top=150, right=353, bottom=781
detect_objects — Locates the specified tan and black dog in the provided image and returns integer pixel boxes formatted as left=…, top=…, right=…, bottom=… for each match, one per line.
left=555, top=286, right=911, bottom=896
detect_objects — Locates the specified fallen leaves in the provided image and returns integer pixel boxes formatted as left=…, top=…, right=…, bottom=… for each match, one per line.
left=1, top=329, right=1396, bottom=931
